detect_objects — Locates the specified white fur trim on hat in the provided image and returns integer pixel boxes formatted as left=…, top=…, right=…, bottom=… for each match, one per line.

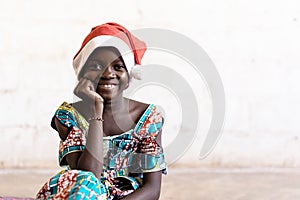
left=130, top=65, right=142, bottom=80
left=73, top=35, right=136, bottom=78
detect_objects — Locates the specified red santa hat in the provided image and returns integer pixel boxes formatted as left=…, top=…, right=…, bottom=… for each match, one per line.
left=73, top=22, right=147, bottom=79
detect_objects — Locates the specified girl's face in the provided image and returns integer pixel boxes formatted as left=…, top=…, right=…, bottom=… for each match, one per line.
left=81, top=47, right=130, bottom=100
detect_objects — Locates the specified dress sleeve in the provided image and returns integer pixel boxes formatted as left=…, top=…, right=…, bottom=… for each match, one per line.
left=134, top=105, right=167, bottom=174
left=51, top=102, right=87, bottom=166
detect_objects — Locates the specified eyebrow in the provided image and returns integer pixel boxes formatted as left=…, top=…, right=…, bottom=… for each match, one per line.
left=89, top=57, right=124, bottom=65
left=108, top=57, right=124, bottom=65
left=112, top=57, right=124, bottom=64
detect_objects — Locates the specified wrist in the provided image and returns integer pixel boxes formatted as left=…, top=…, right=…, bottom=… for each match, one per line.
left=88, top=116, right=104, bottom=123
left=89, top=103, right=103, bottom=115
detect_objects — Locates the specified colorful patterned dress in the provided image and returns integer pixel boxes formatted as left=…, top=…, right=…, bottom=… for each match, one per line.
left=36, top=102, right=167, bottom=200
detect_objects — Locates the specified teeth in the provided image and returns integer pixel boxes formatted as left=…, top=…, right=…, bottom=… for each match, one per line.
left=102, top=84, right=116, bottom=88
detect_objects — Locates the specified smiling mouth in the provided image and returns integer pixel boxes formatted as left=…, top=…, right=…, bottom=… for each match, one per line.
left=98, top=84, right=117, bottom=89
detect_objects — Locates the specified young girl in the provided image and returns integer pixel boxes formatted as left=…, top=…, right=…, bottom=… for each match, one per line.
left=36, top=22, right=167, bottom=200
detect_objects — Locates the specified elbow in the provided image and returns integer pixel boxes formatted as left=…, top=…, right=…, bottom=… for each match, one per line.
left=75, top=150, right=103, bottom=179
left=80, top=167, right=102, bottom=179
left=71, top=163, right=102, bottom=179
left=76, top=161, right=102, bottom=179
left=73, top=158, right=102, bottom=179
left=88, top=167, right=102, bottom=179
left=67, top=162, right=100, bottom=178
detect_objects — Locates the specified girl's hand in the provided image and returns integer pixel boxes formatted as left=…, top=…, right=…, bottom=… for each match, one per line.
left=73, top=73, right=104, bottom=115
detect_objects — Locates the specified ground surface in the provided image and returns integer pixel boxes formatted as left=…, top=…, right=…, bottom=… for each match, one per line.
left=0, top=168, right=299, bottom=200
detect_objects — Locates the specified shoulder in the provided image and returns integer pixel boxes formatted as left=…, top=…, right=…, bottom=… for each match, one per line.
left=51, top=101, right=89, bottom=139
left=51, top=101, right=83, bottom=129
left=127, top=99, right=164, bottom=121
left=128, top=99, right=164, bottom=137
left=128, top=98, right=150, bottom=116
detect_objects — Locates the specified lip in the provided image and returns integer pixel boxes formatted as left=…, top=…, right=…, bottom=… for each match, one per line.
left=98, top=81, right=118, bottom=85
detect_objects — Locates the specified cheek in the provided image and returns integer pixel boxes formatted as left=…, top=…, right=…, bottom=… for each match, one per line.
left=120, top=73, right=130, bottom=88
left=126, top=72, right=131, bottom=85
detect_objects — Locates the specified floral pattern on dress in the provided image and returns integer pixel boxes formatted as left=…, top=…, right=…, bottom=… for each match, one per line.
left=36, top=102, right=167, bottom=200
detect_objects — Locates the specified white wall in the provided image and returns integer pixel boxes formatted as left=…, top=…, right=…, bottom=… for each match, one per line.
left=0, top=0, right=300, bottom=168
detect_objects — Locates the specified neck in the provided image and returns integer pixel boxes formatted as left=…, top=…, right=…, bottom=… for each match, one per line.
left=103, top=95, right=128, bottom=114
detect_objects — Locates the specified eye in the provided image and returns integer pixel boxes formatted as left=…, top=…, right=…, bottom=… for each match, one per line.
left=113, top=63, right=126, bottom=71
left=89, top=63, right=104, bottom=70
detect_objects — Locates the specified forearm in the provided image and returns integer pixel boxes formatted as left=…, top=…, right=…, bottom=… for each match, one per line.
left=77, top=120, right=103, bottom=178
left=76, top=102, right=104, bottom=178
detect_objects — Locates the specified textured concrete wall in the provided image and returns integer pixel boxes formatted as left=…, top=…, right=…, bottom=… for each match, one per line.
left=0, top=0, right=300, bottom=168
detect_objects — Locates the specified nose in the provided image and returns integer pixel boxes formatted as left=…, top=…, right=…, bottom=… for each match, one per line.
left=101, top=65, right=116, bottom=79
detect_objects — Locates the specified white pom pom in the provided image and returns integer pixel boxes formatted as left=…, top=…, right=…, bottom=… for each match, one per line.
left=130, top=65, right=142, bottom=80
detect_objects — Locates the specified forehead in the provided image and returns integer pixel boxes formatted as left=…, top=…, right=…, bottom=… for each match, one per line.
left=88, top=47, right=122, bottom=62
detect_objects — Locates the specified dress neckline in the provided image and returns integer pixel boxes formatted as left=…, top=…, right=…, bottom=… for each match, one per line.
left=64, top=101, right=154, bottom=138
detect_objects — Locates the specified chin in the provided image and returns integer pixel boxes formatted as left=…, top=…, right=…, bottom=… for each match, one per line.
left=98, top=92, right=121, bottom=101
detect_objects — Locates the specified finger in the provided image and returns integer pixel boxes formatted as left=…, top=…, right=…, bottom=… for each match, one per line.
left=74, top=78, right=89, bottom=98
left=74, top=78, right=95, bottom=100
left=80, top=76, right=104, bottom=102
left=76, top=79, right=104, bottom=103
